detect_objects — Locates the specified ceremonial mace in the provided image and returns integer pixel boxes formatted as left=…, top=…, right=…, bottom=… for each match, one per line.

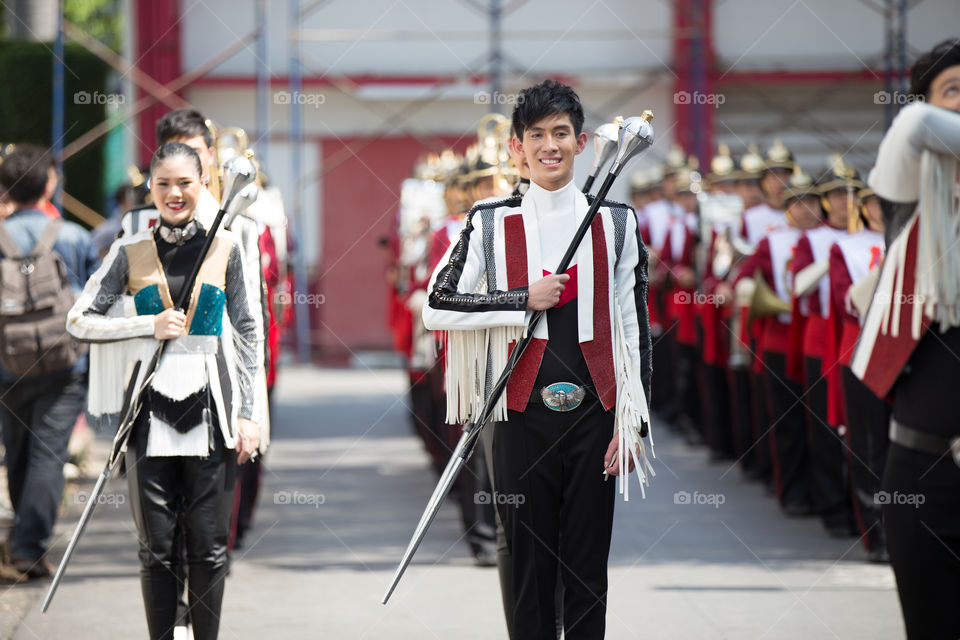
left=382, top=111, right=654, bottom=605
left=42, top=153, right=259, bottom=612
left=581, top=117, right=623, bottom=194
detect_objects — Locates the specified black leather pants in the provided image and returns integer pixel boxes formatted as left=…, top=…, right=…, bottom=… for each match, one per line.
left=125, top=409, right=237, bottom=640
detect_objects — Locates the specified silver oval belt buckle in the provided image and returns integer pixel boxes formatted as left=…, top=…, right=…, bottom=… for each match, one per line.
left=541, top=382, right=586, bottom=412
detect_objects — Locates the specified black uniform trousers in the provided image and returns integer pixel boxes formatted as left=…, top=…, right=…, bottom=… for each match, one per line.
left=841, top=367, right=890, bottom=552
left=492, top=396, right=616, bottom=640
left=763, top=351, right=813, bottom=511
left=804, top=357, right=855, bottom=533
left=882, top=442, right=960, bottom=640
left=750, top=370, right=774, bottom=485
left=125, top=409, right=236, bottom=640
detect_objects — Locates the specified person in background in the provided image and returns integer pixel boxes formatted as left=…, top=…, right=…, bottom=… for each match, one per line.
left=0, top=144, right=98, bottom=582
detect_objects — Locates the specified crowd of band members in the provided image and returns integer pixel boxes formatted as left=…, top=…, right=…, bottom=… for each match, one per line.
left=388, top=131, right=891, bottom=565
left=633, top=141, right=890, bottom=561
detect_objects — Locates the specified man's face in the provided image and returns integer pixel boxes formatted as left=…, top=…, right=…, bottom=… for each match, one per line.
left=824, top=189, right=850, bottom=228
left=517, top=113, right=587, bottom=191
left=168, top=134, right=214, bottom=187
left=787, top=195, right=822, bottom=229
left=661, top=173, right=678, bottom=200
left=471, top=176, right=497, bottom=201
left=762, top=169, right=791, bottom=204
left=735, top=180, right=764, bottom=208
left=928, top=64, right=960, bottom=112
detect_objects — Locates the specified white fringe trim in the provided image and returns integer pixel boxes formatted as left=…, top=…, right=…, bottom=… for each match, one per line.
left=145, top=412, right=210, bottom=457
left=612, top=296, right=655, bottom=500
left=149, top=352, right=208, bottom=400
left=917, top=150, right=960, bottom=330
left=88, top=338, right=156, bottom=416
left=444, top=324, right=528, bottom=423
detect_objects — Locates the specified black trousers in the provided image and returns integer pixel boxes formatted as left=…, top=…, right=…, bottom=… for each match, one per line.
left=728, top=366, right=757, bottom=473
left=126, top=412, right=237, bottom=640
left=804, top=357, right=855, bottom=532
left=882, top=442, right=960, bottom=640
left=750, top=370, right=774, bottom=484
left=841, top=367, right=890, bottom=551
left=703, top=362, right=735, bottom=458
left=652, top=329, right=678, bottom=424
left=492, top=398, right=615, bottom=640
left=0, top=372, right=86, bottom=561
left=763, top=352, right=812, bottom=510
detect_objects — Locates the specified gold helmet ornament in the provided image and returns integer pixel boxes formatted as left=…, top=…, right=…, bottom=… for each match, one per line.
left=733, top=144, right=764, bottom=182
left=676, top=155, right=702, bottom=195
left=662, top=144, right=687, bottom=177
left=781, top=166, right=819, bottom=207
left=707, top=143, right=735, bottom=186
left=764, top=138, right=795, bottom=173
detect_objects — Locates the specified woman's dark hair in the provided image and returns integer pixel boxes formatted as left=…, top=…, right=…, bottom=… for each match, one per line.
left=908, top=38, right=960, bottom=99
left=511, top=79, right=585, bottom=139
left=156, top=109, right=214, bottom=148
left=150, top=142, right=203, bottom=178
left=0, top=144, right=52, bottom=204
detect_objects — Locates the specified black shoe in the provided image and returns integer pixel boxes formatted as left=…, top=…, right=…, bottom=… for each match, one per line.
left=470, top=542, right=497, bottom=567
left=866, top=547, right=890, bottom=564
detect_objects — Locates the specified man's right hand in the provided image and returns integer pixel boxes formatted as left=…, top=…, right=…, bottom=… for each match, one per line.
left=154, top=308, right=187, bottom=340
left=527, top=273, right=570, bottom=310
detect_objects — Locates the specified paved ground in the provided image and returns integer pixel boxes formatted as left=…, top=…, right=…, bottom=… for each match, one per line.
left=6, top=366, right=903, bottom=639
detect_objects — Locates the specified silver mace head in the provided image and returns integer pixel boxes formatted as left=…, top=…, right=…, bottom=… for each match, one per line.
left=587, top=117, right=623, bottom=178
left=609, top=110, right=655, bottom=177
left=220, top=150, right=258, bottom=215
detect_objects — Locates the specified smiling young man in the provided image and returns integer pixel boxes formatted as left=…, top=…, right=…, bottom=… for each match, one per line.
left=423, top=80, right=652, bottom=639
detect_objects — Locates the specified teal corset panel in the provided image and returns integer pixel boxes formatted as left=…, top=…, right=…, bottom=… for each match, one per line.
left=133, top=283, right=225, bottom=336
left=133, top=284, right=165, bottom=316
left=189, top=283, right=225, bottom=335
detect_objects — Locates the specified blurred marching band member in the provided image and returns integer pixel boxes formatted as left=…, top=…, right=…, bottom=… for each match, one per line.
left=824, top=185, right=887, bottom=560
left=736, top=167, right=822, bottom=516
left=637, top=147, right=686, bottom=429
left=787, top=157, right=862, bottom=537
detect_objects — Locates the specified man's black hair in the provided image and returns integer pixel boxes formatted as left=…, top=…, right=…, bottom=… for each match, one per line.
left=511, top=79, right=585, bottom=139
left=156, top=109, right=214, bottom=148
left=908, top=38, right=960, bottom=99
left=0, top=144, right=52, bottom=205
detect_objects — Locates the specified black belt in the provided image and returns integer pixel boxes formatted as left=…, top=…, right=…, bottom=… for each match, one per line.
left=889, top=420, right=960, bottom=467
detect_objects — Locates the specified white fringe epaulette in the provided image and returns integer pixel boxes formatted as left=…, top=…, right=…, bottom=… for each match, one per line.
left=916, top=150, right=960, bottom=331
left=444, top=324, right=528, bottom=424
left=612, top=296, right=655, bottom=500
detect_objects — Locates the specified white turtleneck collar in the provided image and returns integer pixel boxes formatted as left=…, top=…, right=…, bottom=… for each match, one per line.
left=525, top=178, right=578, bottom=214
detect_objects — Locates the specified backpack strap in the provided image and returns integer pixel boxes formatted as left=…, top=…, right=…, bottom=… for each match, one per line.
left=32, top=218, right=64, bottom=257
left=0, top=220, right=24, bottom=259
